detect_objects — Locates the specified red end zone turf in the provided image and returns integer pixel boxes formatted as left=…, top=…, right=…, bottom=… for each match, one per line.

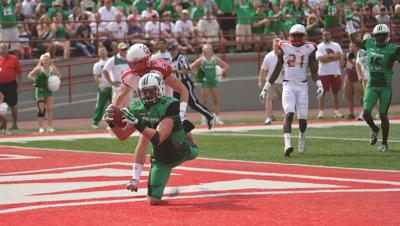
left=1, top=146, right=400, bottom=225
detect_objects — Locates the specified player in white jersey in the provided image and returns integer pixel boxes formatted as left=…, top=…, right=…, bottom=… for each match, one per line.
left=260, top=24, right=324, bottom=157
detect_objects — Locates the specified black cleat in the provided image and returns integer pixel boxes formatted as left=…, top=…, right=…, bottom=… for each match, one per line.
left=370, top=128, right=380, bottom=145
left=284, top=147, right=294, bottom=157
left=207, top=115, right=216, bottom=130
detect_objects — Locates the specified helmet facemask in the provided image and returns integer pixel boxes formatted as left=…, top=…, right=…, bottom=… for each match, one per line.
left=372, top=33, right=389, bottom=46
left=289, top=33, right=305, bottom=47
left=139, top=85, right=162, bottom=107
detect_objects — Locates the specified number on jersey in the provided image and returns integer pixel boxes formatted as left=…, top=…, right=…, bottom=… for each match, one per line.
left=288, top=54, right=305, bottom=68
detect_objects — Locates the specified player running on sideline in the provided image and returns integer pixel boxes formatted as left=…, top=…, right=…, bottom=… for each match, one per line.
left=260, top=24, right=324, bottom=157
left=112, top=43, right=189, bottom=193
left=104, top=73, right=198, bottom=205
left=345, top=11, right=400, bottom=152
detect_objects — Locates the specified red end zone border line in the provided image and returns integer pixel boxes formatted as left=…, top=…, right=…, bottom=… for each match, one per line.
left=1, top=146, right=400, bottom=225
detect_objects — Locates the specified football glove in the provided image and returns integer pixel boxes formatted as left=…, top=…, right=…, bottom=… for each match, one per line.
left=179, top=102, right=188, bottom=121
left=103, top=104, right=114, bottom=121
left=260, top=82, right=273, bottom=103
left=120, top=107, right=139, bottom=125
left=316, top=80, right=324, bottom=98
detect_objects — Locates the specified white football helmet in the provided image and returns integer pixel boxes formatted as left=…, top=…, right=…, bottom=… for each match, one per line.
left=289, top=24, right=307, bottom=46
left=372, top=24, right=390, bottom=44
left=127, top=43, right=152, bottom=74
left=138, top=72, right=165, bottom=106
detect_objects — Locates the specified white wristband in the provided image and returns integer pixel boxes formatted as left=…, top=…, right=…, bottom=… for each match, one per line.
left=179, top=102, right=188, bottom=113
left=346, top=21, right=356, bottom=35
left=316, top=80, right=322, bottom=87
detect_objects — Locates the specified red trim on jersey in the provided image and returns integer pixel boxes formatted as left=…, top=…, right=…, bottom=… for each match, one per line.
left=121, top=69, right=135, bottom=88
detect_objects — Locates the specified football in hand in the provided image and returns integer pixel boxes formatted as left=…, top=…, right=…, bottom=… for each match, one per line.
left=112, top=106, right=127, bottom=128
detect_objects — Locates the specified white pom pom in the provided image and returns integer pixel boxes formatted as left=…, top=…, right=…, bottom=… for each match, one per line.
left=48, top=76, right=61, bottom=91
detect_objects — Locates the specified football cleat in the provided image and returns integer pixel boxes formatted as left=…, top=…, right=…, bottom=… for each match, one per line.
left=333, top=111, right=344, bottom=119
left=46, top=127, right=55, bottom=133
left=317, top=111, right=324, bottom=119
left=264, top=117, right=272, bottom=125
left=39, top=128, right=45, bottom=133
left=284, top=146, right=294, bottom=157
left=207, top=115, right=216, bottom=130
left=298, top=134, right=305, bottom=154
left=378, top=144, right=388, bottom=152
left=126, top=179, right=139, bottom=192
left=370, top=128, right=380, bottom=145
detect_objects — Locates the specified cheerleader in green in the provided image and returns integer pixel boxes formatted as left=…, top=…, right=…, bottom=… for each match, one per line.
left=28, top=53, right=62, bottom=133
left=191, top=44, right=229, bottom=125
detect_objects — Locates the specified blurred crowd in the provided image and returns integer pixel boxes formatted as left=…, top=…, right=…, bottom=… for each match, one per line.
left=1, top=0, right=400, bottom=60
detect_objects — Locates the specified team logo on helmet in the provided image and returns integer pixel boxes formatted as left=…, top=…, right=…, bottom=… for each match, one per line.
left=372, top=24, right=390, bottom=45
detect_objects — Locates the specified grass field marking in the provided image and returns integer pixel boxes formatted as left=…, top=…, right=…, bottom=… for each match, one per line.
left=198, top=132, right=400, bottom=143
left=2, top=145, right=400, bottom=174
left=2, top=187, right=400, bottom=214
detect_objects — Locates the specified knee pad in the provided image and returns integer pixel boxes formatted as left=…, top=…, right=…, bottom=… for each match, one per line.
left=37, top=100, right=46, bottom=118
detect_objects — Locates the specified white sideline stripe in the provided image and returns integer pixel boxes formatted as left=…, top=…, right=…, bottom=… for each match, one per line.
left=197, top=132, right=400, bottom=143
left=1, top=119, right=400, bottom=143
left=1, top=141, right=400, bottom=173
left=1, top=188, right=400, bottom=214
left=18, top=98, right=97, bottom=113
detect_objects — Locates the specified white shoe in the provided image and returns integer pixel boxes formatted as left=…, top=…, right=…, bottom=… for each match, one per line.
left=298, top=134, right=305, bottom=154
left=357, top=113, right=363, bottom=121
left=216, top=116, right=224, bottom=125
left=317, top=111, right=324, bottom=119
left=46, top=127, right=55, bottom=133
left=126, top=179, right=139, bottom=192
left=378, top=144, right=388, bottom=152
left=38, top=128, right=45, bottom=133
left=200, top=115, right=207, bottom=125
left=374, top=113, right=380, bottom=120
left=333, top=111, right=344, bottom=119
left=92, top=124, right=99, bottom=129
left=3, top=129, right=11, bottom=135
left=284, top=146, right=294, bottom=157
left=264, top=117, right=272, bottom=125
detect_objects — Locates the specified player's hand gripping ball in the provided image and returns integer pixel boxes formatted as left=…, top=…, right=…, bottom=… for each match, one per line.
left=103, top=104, right=127, bottom=128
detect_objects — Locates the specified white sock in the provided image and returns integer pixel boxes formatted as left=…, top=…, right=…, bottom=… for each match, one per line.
left=284, top=133, right=291, bottom=148
left=132, top=163, right=142, bottom=181
left=299, top=132, right=305, bottom=138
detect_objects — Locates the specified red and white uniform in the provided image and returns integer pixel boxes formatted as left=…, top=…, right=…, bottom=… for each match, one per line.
left=121, top=58, right=174, bottom=101
left=279, top=41, right=317, bottom=119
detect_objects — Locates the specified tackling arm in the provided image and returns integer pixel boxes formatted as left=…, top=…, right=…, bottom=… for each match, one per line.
left=165, top=75, right=189, bottom=119
left=113, top=85, right=132, bottom=107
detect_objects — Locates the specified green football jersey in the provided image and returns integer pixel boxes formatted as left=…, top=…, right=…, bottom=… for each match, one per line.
left=129, top=96, right=192, bottom=163
left=0, top=1, right=17, bottom=28
left=364, top=38, right=400, bottom=87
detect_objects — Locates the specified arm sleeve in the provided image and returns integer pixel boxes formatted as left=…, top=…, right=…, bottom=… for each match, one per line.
left=165, top=101, right=179, bottom=117
left=260, top=55, right=269, bottom=70
left=93, top=63, right=100, bottom=75
left=103, top=58, right=114, bottom=72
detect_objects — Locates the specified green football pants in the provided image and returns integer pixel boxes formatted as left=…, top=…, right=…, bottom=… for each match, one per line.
left=92, top=87, right=112, bottom=125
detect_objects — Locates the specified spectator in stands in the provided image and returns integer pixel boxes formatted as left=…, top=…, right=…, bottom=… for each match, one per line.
left=127, top=15, right=145, bottom=44
left=0, top=91, right=10, bottom=135
left=265, top=3, right=285, bottom=40
left=342, top=42, right=363, bottom=120
left=144, top=12, right=161, bottom=49
left=321, top=0, right=342, bottom=30
left=35, top=3, right=47, bottom=20
left=306, top=13, right=323, bottom=42
left=0, top=42, right=22, bottom=130
left=98, top=0, right=118, bottom=25
left=160, top=11, right=177, bottom=44
left=140, top=1, right=158, bottom=21
left=48, top=0, right=68, bottom=21
left=51, top=12, right=70, bottom=59
left=190, top=3, right=205, bottom=24
left=235, top=0, right=254, bottom=52
left=375, top=7, right=391, bottom=26
left=127, top=5, right=142, bottom=25
left=102, top=42, right=130, bottom=104
left=67, top=5, right=83, bottom=39
left=35, top=14, right=53, bottom=53
left=372, top=0, right=388, bottom=15
left=18, top=24, right=32, bottom=59
left=392, top=4, right=400, bottom=39
left=214, top=0, right=235, bottom=38
left=91, top=12, right=113, bottom=53
left=175, top=9, right=195, bottom=53
left=251, top=5, right=269, bottom=50
left=74, top=14, right=95, bottom=57
left=190, top=43, right=229, bottom=125
left=108, top=12, right=129, bottom=53
left=198, top=9, right=225, bottom=48
left=258, top=38, right=283, bottom=125
left=361, top=5, right=377, bottom=30
left=22, top=0, right=36, bottom=18
left=27, top=53, right=61, bottom=133
left=150, top=39, right=172, bottom=62
left=316, top=30, right=344, bottom=119
left=0, top=0, right=20, bottom=55
left=80, top=0, right=96, bottom=13
left=133, top=0, right=147, bottom=15
left=348, top=2, right=363, bottom=32
left=114, top=0, right=129, bottom=16
left=92, top=47, right=112, bottom=129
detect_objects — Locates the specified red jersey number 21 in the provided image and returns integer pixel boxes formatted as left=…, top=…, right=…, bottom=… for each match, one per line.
left=288, top=54, right=305, bottom=68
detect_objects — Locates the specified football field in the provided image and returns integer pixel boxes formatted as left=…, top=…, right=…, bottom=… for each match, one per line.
left=1, top=119, right=400, bottom=225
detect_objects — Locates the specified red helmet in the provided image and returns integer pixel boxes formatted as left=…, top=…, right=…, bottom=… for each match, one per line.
left=289, top=24, right=307, bottom=47
left=127, top=43, right=151, bottom=75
